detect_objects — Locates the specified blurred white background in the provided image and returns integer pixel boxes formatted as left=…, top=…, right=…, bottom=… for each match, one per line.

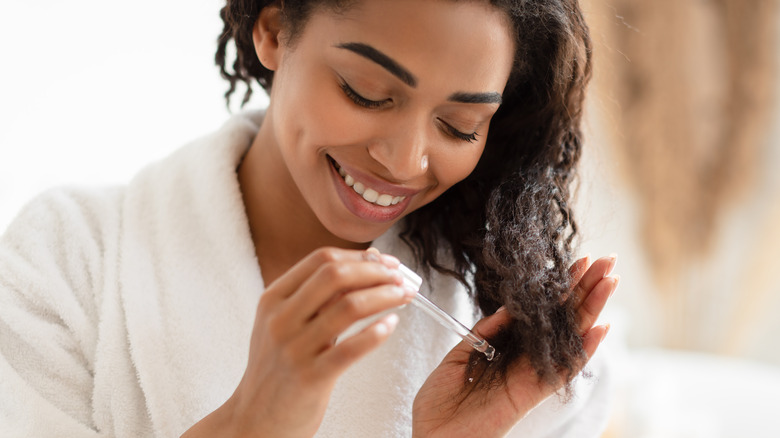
left=0, top=0, right=266, bottom=232
left=1, top=1, right=779, bottom=437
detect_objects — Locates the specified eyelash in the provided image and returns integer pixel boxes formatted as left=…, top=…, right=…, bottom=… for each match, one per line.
left=441, top=122, right=479, bottom=143
left=339, top=81, right=387, bottom=109
left=339, top=80, right=479, bottom=143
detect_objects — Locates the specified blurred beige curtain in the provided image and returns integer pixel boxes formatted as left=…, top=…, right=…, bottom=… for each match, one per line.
left=584, top=0, right=778, bottom=347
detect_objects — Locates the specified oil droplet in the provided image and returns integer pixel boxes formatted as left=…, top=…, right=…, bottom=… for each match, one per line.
left=484, top=345, right=496, bottom=361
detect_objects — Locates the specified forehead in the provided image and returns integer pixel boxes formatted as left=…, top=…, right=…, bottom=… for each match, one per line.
left=296, top=0, right=515, bottom=92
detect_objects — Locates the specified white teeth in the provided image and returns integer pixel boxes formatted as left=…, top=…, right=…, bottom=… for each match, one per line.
left=362, top=188, right=379, bottom=203
left=335, top=163, right=406, bottom=207
left=377, top=194, right=393, bottom=206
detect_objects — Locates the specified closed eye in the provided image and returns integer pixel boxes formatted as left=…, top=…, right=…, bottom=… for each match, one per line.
left=339, top=80, right=390, bottom=109
left=437, top=118, right=479, bottom=143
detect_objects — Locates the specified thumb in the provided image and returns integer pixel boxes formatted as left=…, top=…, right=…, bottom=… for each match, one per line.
left=472, top=306, right=511, bottom=341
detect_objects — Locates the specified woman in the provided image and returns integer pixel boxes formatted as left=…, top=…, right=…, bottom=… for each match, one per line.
left=0, top=0, right=617, bottom=436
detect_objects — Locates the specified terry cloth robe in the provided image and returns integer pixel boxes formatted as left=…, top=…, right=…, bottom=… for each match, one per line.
left=0, top=111, right=612, bottom=437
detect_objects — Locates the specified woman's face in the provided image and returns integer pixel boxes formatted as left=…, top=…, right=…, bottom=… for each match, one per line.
left=260, top=0, right=514, bottom=244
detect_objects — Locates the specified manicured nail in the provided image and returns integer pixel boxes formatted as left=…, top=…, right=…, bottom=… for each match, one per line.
left=601, top=324, right=611, bottom=342
left=402, top=283, right=418, bottom=298
left=577, top=255, right=591, bottom=274
left=609, top=275, right=620, bottom=297
left=364, top=250, right=380, bottom=262
left=378, top=313, right=400, bottom=335
left=605, top=254, right=618, bottom=276
left=380, top=253, right=400, bottom=267
left=387, top=268, right=404, bottom=285
left=390, top=286, right=406, bottom=298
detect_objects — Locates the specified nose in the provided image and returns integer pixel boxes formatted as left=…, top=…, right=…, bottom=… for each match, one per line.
left=367, top=117, right=430, bottom=182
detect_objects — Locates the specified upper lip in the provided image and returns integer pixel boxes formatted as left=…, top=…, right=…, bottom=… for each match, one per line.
left=329, top=156, right=422, bottom=198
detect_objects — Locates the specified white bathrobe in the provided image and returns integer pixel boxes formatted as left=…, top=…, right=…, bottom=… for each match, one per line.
left=0, top=111, right=612, bottom=437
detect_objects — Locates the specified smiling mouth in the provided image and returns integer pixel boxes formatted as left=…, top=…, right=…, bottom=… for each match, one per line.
left=329, top=158, right=406, bottom=207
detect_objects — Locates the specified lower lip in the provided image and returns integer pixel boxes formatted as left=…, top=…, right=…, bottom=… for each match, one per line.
left=329, top=159, right=411, bottom=223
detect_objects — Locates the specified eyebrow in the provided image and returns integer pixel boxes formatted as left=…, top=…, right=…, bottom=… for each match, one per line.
left=448, top=91, right=503, bottom=105
left=336, top=42, right=418, bottom=87
left=336, top=42, right=503, bottom=105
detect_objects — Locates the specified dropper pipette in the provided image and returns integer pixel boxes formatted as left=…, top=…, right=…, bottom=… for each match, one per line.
left=398, top=263, right=496, bottom=361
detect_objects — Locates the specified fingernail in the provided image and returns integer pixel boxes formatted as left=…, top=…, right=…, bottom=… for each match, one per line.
left=609, top=275, right=620, bottom=297
left=605, top=254, right=618, bottom=276
left=495, top=305, right=507, bottom=314
left=390, top=286, right=406, bottom=298
left=601, top=324, right=611, bottom=342
left=402, top=283, right=418, bottom=298
left=388, top=268, right=404, bottom=285
left=577, top=255, right=591, bottom=274
left=364, top=250, right=380, bottom=263
left=380, top=253, right=400, bottom=267
left=379, top=313, right=400, bottom=335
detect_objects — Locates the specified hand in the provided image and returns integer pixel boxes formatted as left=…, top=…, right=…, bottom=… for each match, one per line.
left=183, top=247, right=416, bottom=438
left=411, top=255, right=618, bottom=438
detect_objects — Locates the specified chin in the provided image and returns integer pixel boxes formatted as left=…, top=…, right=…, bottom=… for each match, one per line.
left=326, top=220, right=396, bottom=246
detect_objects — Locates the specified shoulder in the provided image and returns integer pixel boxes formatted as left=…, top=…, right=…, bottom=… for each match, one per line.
left=0, top=185, right=125, bottom=311
left=2, top=185, right=124, bottom=253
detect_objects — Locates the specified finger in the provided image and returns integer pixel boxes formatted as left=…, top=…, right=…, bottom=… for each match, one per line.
left=316, top=313, right=400, bottom=377
left=263, top=248, right=359, bottom=302
left=571, top=254, right=617, bottom=308
left=568, top=254, right=591, bottom=290
left=265, top=247, right=399, bottom=303
left=300, top=284, right=414, bottom=355
left=560, top=255, right=590, bottom=304
left=366, top=247, right=402, bottom=268
left=577, top=275, right=619, bottom=334
left=279, top=260, right=405, bottom=326
left=554, top=324, right=609, bottom=388
left=581, top=323, right=610, bottom=364
left=471, top=306, right=511, bottom=339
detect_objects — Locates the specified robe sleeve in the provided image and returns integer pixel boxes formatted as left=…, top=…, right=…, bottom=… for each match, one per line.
left=0, top=188, right=119, bottom=437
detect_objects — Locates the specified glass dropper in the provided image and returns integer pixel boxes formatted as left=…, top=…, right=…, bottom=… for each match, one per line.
left=398, top=263, right=496, bottom=361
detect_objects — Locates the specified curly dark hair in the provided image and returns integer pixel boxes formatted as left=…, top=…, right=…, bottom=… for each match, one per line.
left=216, top=0, right=592, bottom=395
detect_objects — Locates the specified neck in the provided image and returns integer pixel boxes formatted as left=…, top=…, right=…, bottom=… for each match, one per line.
left=237, top=111, right=368, bottom=285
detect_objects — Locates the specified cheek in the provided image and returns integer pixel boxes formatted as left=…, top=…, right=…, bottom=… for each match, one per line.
left=432, top=144, right=485, bottom=187
left=288, top=75, right=376, bottom=149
